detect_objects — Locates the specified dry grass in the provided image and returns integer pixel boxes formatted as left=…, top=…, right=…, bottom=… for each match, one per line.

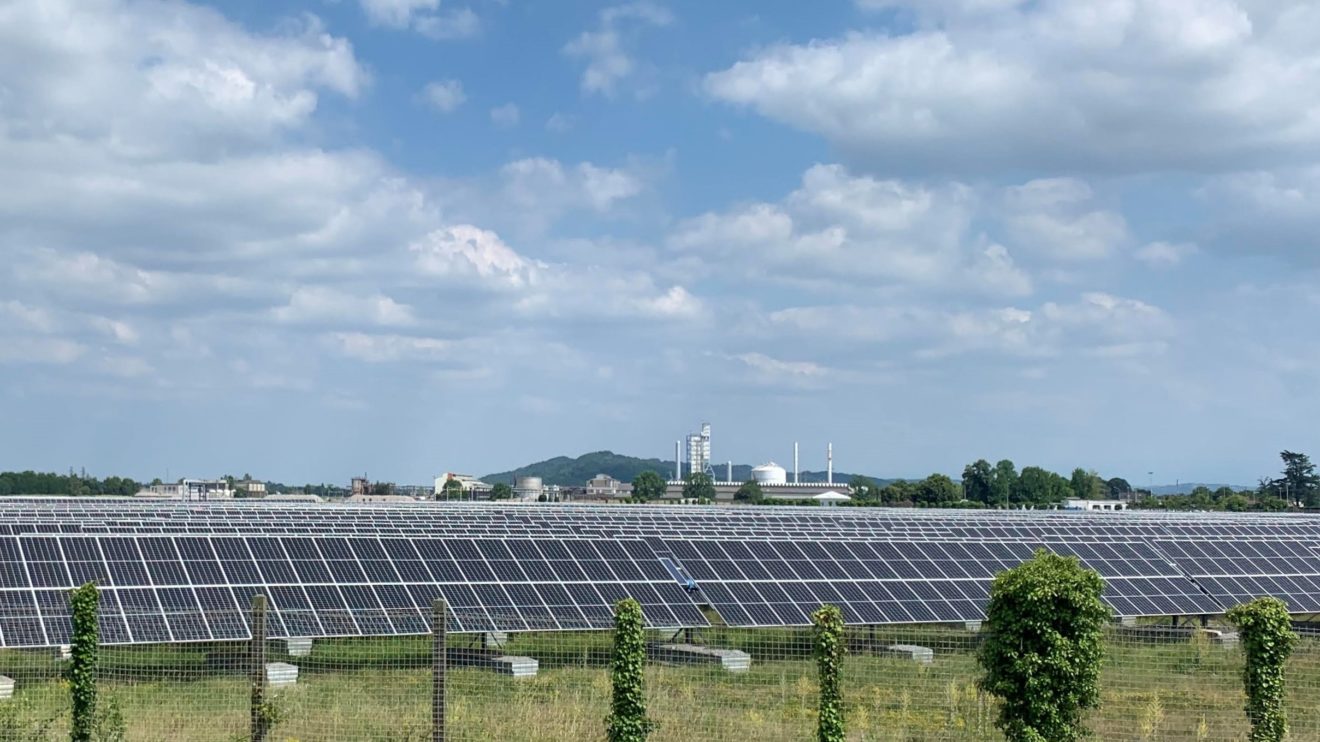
left=3, top=627, right=1320, bottom=741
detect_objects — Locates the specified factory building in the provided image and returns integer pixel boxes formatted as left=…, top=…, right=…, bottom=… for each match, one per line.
left=433, top=473, right=492, bottom=497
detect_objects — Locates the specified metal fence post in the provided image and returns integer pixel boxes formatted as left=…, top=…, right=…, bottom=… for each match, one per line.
left=433, top=599, right=448, bottom=742
left=250, top=594, right=269, bottom=742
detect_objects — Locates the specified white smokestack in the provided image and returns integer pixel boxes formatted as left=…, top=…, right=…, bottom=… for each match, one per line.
left=827, top=443, right=833, bottom=485
left=675, top=441, right=681, bottom=481
left=794, top=442, right=799, bottom=484
left=726, top=461, right=732, bottom=483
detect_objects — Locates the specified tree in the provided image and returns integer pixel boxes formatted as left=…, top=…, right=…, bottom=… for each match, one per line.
left=991, top=460, right=1017, bottom=507
left=881, top=480, right=915, bottom=504
left=68, top=582, right=100, bottom=742
left=915, top=473, right=960, bottom=505
left=1106, top=477, right=1132, bottom=498
left=962, top=460, right=994, bottom=504
left=489, top=482, right=513, bottom=501
left=607, top=598, right=651, bottom=742
left=438, top=478, right=463, bottom=500
left=631, top=470, right=667, bottom=502
left=682, top=472, right=716, bottom=502
left=979, top=550, right=1109, bottom=742
left=847, top=475, right=878, bottom=503
left=1069, top=468, right=1103, bottom=500
left=1275, top=451, right=1319, bottom=507
left=1227, top=597, right=1298, bottom=742
left=1015, top=466, right=1070, bottom=506
left=734, top=480, right=764, bottom=504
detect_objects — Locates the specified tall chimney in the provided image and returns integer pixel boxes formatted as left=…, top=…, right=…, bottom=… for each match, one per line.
left=675, top=441, right=681, bottom=481
left=726, top=461, right=732, bottom=483
left=827, top=443, right=833, bottom=485
left=794, top=442, right=799, bottom=484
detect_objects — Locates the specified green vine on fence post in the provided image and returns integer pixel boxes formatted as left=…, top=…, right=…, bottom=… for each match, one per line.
left=978, top=549, right=1109, bottom=742
left=606, top=598, right=651, bottom=742
left=68, top=581, right=100, bottom=742
left=1226, top=597, right=1297, bottom=742
left=811, top=604, right=846, bottom=742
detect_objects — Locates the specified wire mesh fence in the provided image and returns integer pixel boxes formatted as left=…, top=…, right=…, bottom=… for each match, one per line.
left=5, top=601, right=1320, bottom=740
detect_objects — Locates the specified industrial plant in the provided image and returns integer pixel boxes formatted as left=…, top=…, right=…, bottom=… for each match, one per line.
left=670, top=422, right=849, bottom=501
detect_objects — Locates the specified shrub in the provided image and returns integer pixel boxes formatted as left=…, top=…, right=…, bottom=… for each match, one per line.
left=811, top=604, right=846, bottom=742
left=1226, top=597, right=1297, bottom=742
left=978, top=549, right=1109, bottom=742
left=606, top=598, right=650, bottom=742
left=68, top=582, right=100, bottom=742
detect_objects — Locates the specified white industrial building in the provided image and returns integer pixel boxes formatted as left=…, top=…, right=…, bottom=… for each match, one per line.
left=433, top=473, right=492, bottom=497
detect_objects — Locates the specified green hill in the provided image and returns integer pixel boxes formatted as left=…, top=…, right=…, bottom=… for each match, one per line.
left=482, top=451, right=889, bottom=488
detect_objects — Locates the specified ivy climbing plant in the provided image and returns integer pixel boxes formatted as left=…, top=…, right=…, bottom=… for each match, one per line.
left=606, top=598, right=651, bottom=742
left=68, top=582, right=100, bottom=742
left=811, top=604, right=846, bottom=742
left=1226, top=597, right=1297, bottom=742
left=978, top=549, right=1110, bottom=742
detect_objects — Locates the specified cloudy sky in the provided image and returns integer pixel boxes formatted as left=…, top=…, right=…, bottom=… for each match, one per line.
left=2, top=0, right=1318, bottom=486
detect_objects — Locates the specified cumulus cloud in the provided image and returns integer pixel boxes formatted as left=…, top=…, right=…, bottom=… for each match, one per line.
left=418, top=79, right=465, bottom=112
left=490, top=103, right=520, bottom=128
left=272, top=287, right=417, bottom=327
left=705, top=1, right=1320, bottom=174
left=563, top=2, right=672, bottom=96
left=1003, top=179, right=1128, bottom=260
left=670, top=163, right=1031, bottom=296
left=359, top=0, right=479, bottom=39
left=1136, top=241, right=1197, bottom=267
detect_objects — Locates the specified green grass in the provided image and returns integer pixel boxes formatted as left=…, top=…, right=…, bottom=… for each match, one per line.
left=3, top=627, right=1320, bottom=740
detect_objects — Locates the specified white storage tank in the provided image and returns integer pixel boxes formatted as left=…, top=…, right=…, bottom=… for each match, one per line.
left=751, top=462, right=787, bottom=486
left=514, top=476, right=543, bottom=499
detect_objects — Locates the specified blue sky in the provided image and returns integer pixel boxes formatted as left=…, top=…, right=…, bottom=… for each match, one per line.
left=2, top=0, right=1319, bottom=487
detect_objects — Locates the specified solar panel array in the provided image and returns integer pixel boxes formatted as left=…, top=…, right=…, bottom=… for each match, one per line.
left=1, top=501, right=1320, bottom=646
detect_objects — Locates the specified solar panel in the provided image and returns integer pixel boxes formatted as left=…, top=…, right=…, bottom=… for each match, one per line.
left=4, top=501, right=1320, bottom=645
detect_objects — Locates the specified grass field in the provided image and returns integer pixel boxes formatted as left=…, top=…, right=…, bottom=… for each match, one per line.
left=3, top=625, right=1320, bottom=741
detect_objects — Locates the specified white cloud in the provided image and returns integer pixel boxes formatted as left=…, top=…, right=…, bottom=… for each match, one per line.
left=418, top=79, right=465, bottom=112
left=563, top=2, right=672, bottom=96
left=1003, top=178, right=1128, bottom=260
left=0, top=0, right=366, bottom=158
left=732, top=352, right=827, bottom=378
left=490, top=103, right=520, bottom=128
left=670, top=163, right=1031, bottom=295
left=410, top=225, right=540, bottom=288
left=546, top=113, right=575, bottom=133
left=0, top=338, right=86, bottom=365
left=705, top=2, right=1320, bottom=174
left=501, top=158, right=644, bottom=214
left=359, top=0, right=479, bottom=39
left=328, top=332, right=451, bottom=362
left=273, top=287, right=416, bottom=327
left=1136, top=241, right=1197, bottom=267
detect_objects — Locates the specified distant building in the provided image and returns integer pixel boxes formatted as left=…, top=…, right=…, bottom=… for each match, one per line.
left=136, top=479, right=233, bottom=501
left=1064, top=499, right=1128, bottom=512
left=236, top=479, right=266, bottom=496
left=585, top=474, right=629, bottom=499
left=351, top=477, right=369, bottom=496
left=434, top=473, right=492, bottom=497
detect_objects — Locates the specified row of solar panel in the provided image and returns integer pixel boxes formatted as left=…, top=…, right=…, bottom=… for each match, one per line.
left=0, top=580, right=707, bottom=647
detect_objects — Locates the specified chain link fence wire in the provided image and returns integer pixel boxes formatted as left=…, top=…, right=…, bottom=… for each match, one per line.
left=5, top=602, right=1320, bottom=740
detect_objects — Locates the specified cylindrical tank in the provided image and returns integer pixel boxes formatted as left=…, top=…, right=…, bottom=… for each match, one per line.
left=751, top=462, right=787, bottom=485
left=514, top=476, right=543, bottom=499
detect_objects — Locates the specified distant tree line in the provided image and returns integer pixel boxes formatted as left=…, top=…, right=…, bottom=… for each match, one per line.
left=843, top=461, right=1121, bottom=509
left=1130, top=451, right=1315, bottom=512
left=0, top=470, right=139, bottom=497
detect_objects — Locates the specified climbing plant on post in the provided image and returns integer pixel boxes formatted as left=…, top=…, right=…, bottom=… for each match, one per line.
left=1226, top=597, right=1297, bottom=742
left=978, top=549, right=1110, bottom=742
left=811, top=604, right=846, bottom=742
left=68, top=582, right=100, bottom=742
left=606, top=598, right=650, bottom=742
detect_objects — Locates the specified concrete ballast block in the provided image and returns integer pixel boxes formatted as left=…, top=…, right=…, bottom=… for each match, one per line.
left=448, top=648, right=538, bottom=677
left=265, top=662, right=299, bottom=688
left=651, top=643, right=752, bottom=673
left=1195, top=628, right=1239, bottom=648
left=0, top=674, right=14, bottom=700
left=883, top=644, right=934, bottom=664
left=283, top=637, right=313, bottom=657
